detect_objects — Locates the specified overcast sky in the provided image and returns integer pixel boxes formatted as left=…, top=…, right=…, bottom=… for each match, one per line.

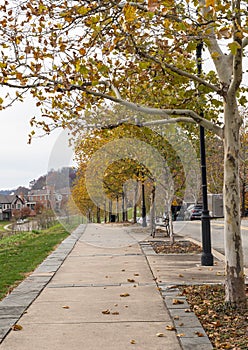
left=0, top=97, right=75, bottom=190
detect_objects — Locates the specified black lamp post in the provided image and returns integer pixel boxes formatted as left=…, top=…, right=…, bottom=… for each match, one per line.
left=196, top=42, right=214, bottom=266
left=141, top=181, right=147, bottom=227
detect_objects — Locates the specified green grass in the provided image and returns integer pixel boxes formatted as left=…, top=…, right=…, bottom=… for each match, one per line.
left=0, top=221, right=11, bottom=236
left=0, top=222, right=74, bottom=300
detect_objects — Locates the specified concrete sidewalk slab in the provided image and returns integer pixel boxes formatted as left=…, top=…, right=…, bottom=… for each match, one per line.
left=0, top=224, right=182, bottom=350
left=18, top=285, right=169, bottom=324
left=50, top=255, right=153, bottom=285
left=0, top=322, right=179, bottom=350
left=146, top=254, right=225, bottom=285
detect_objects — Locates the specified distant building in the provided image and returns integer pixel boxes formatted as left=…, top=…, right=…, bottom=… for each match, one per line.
left=0, top=186, right=71, bottom=220
left=0, top=195, right=25, bottom=220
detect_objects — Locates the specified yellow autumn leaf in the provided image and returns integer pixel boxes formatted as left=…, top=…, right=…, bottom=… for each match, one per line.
left=205, top=0, right=215, bottom=7
left=228, top=41, right=241, bottom=55
left=123, top=4, right=136, bottom=22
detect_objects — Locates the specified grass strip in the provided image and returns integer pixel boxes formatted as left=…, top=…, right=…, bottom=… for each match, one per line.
left=0, top=223, right=71, bottom=300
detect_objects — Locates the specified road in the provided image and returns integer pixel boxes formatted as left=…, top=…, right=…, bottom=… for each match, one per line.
left=173, top=220, right=248, bottom=267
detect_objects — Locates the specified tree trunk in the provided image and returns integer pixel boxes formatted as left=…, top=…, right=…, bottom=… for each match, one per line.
left=97, top=206, right=101, bottom=223
left=223, top=98, right=247, bottom=306
left=133, top=180, right=139, bottom=223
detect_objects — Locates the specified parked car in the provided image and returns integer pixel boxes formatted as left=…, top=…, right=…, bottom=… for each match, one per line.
left=184, top=204, right=203, bottom=220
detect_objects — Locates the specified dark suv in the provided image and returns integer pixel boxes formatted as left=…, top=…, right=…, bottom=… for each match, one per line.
left=184, top=204, right=203, bottom=220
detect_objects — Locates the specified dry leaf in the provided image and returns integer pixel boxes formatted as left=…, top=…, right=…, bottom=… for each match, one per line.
left=212, top=320, right=221, bottom=327
left=12, top=324, right=23, bottom=331
left=156, top=332, right=165, bottom=337
left=166, top=325, right=176, bottom=331
left=130, top=339, right=136, bottom=344
left=111, top=311, right=119, bottom=315
left=178, top=274, right=184, bottom=278
left=127, top=278, right=135, bottom=283
left=134, top=273, right=139, bottom=276
left=177, top=333, right=185, bottom=337
left=173, top=315, right=180, bottom=320
left=62, top=305, right=70, bottom=309
left=184, top=309, right=191, bottom=313
left=195, top=331, right=204, bottom=337
left=102, top=309, right=110, bottom=314
left=120, top=293, right=130, bottom=297
left=172, top=298, right=184, bottom=305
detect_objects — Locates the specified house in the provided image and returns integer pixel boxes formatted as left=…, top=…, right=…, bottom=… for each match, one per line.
left=27, top=186, right=70, bottom=212
left=27, top=186, right=56, bottom=210
left=0, top=195, right=25, bottom=221
left=0, top=186, right=71, bottom=221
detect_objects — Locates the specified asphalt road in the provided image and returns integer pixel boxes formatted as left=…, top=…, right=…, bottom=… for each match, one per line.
left=173, top=219, right=248, bottom=267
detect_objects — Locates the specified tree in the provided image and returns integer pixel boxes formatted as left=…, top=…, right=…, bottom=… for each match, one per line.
left=0, top=0, right=247, bottom=305
left=73, top=123, right=187, bottom=226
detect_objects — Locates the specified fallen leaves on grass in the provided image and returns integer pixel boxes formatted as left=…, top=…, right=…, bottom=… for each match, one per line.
left=150, top=240, right=202, bottom=254
left=179, top=284, right=248, bottom=349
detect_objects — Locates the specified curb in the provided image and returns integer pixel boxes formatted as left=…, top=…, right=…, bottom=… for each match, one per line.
left=140, top=241, right=214, bottom=350
left=0, top=224, right=86, bottom=343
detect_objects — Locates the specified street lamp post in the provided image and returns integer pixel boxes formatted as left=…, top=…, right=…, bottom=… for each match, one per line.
left=141, top=177, right=147, bottom=227
left=196, top=42, right=214, bottom=266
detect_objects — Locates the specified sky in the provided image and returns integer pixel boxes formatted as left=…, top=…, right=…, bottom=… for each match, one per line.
left=0, top=97, right=75, bottom=190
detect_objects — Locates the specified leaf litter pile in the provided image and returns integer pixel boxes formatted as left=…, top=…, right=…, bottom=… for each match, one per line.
left=151, top=240, right=202, bottom=254
left=149, top=238, right=247, bottom=348
left=179, top=284, right=248, bottom=349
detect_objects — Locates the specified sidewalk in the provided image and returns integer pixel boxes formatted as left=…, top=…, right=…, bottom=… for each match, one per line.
left=0, top=224, right=226, bottom=350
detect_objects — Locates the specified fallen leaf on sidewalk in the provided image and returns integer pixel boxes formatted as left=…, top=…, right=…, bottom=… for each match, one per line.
left=130, top=339, right=136, bottom=344
left=62, top=305, right=70, bottom=309
left=166, top=325, right=176, bottom=331
left=177, top=333, right=185, bottom=337
left=127, top=278, right=135, bottom=282
left=156, top=332, right=165, bottom=337
left=134, top=273, right=139, bottom=276
left=102, top=309, right=111, bottom=314
left=111, top=311, right=119, bottom=315
left=195, top=331, right=204, bottom=337
left=12, top=324, right=23, bottom=331
left=172, top=298, right=184, bottom=305
left=120, top=293, right=130, bottom=297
